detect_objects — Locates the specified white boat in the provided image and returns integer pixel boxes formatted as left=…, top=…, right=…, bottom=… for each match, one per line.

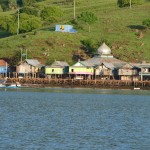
left=0, top=84, right=6, bottom=88
left=134, top=87, right=140, bottom=90
left=6, top=82, right=21, bottom=88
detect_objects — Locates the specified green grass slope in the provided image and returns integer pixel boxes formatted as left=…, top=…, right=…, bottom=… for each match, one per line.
left=0, top=0, right=150, bottom=65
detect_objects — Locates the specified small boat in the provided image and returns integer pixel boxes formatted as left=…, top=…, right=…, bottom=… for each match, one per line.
left=6, top=82, right=21, bottom=88
left=0, top=84, right=6, bottom=88
left=134, top=87, right=140, bottom=90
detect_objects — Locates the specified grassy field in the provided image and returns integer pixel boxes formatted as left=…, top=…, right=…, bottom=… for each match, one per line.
left=0, top=0, right=150, bottom=65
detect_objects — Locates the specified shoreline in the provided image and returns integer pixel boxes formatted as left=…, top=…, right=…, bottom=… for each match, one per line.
left=5, top=78, right=150, bottom=90
left=20, top=83, right=150, bottom=90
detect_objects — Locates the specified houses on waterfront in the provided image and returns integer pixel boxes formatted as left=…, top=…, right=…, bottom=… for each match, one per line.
left=0, top=43, right=150, bottom=81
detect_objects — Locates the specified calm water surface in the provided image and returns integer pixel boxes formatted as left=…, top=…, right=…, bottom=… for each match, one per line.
left=0, top=88, right=150, bottom=150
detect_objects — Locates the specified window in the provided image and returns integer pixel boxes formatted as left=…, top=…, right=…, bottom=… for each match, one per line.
left=71, top=69, right=74, bottom=72
left=52, top=69, right=54, bottom=72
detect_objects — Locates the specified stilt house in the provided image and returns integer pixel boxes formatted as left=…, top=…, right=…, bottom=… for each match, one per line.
left=16, top=59, right=43, bottom=78
left=118, top=63, right=140, bottom=81
left=45, top=61, right=69, bottom=78
left=133, top=62, right=150, bottom=81
left=69, top=61, right=94, bottom=79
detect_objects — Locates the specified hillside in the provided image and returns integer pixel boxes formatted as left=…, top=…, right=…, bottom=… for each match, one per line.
left=0, top=0, right=150, bottom=65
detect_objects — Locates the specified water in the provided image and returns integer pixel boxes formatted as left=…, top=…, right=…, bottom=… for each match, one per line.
left=0, top=88, right=150, bottom=150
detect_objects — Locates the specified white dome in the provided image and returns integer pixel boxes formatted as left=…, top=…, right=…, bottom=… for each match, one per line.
left=97, top=43, right=111, bottom=55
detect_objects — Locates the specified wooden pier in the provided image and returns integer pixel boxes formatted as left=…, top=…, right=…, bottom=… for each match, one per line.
left=5, top=78, right=150, bottom=89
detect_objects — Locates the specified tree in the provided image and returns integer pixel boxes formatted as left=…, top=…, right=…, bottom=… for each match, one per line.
left=0, top=13, right=42, bottom=34
left=0, top=0, right=9, bottom=11
left=19, top=13, right=42, bottom=33
left=117, top=0, right=144, bottom=8
left=20, top=6, right=39, bottom=16
left=143, top=19, right=150, bottom=29
left=41, top=6, right=63, bottom=23
left=8, top=0, right=17, bottom=10
left=0, top=15, right=12, bottom=31
left=77, top=11, right=97, bottom=32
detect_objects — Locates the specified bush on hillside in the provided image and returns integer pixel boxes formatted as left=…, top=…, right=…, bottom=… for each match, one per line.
left=19, top=13, right=42, bottom=33
left=117, top=0, right=144, bottom=7
left=21, top=0, right=36, bottom=6
left=0, top=15, right=12, bottom=31
left=77, top=11, right=97, bottom=32
left=41, top=6, right=63, bottom=23
left=81, top=39, right=98, bottom=55
left=0, top=13, right=42, bottom=34
left=0, top=0, right=8, bottom=11
left=20, top=6, right=39, bottom=16
left=143, top=19, right=150, bottom=28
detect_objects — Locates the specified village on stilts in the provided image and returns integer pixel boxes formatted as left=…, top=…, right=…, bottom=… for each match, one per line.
left=1, top=43, right=150, bottom=89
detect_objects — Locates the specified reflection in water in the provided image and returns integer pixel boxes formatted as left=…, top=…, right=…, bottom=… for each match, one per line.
left=0, top=88, right=150, bottom=149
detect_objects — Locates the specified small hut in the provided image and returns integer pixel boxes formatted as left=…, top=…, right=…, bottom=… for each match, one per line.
left=16, top=59, right=43, bottom=78
left=119, top=63, right=140, bottom=81
left=133, top=62, right=150, bottom=81
left=69, top=61, right=94, bottom=79
left=45, top=61, right=69, bottom=79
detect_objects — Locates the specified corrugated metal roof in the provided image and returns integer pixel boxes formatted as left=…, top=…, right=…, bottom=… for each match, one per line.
left=120, top=63, right=140, bottom=69
left=103, top=62, right=115, bottom=69
left=83, top=56, right=126, bottom=68
left=25, top=59, right=41, bottom=67
left=79, top=61, right=92, bottom=67
left=131, top=63, right=150, bottom=68
left=50, top=61, right=69, bottom=67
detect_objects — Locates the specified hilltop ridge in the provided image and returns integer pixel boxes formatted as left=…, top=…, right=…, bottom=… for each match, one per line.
left=0, top=0, right=150, bottom=65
